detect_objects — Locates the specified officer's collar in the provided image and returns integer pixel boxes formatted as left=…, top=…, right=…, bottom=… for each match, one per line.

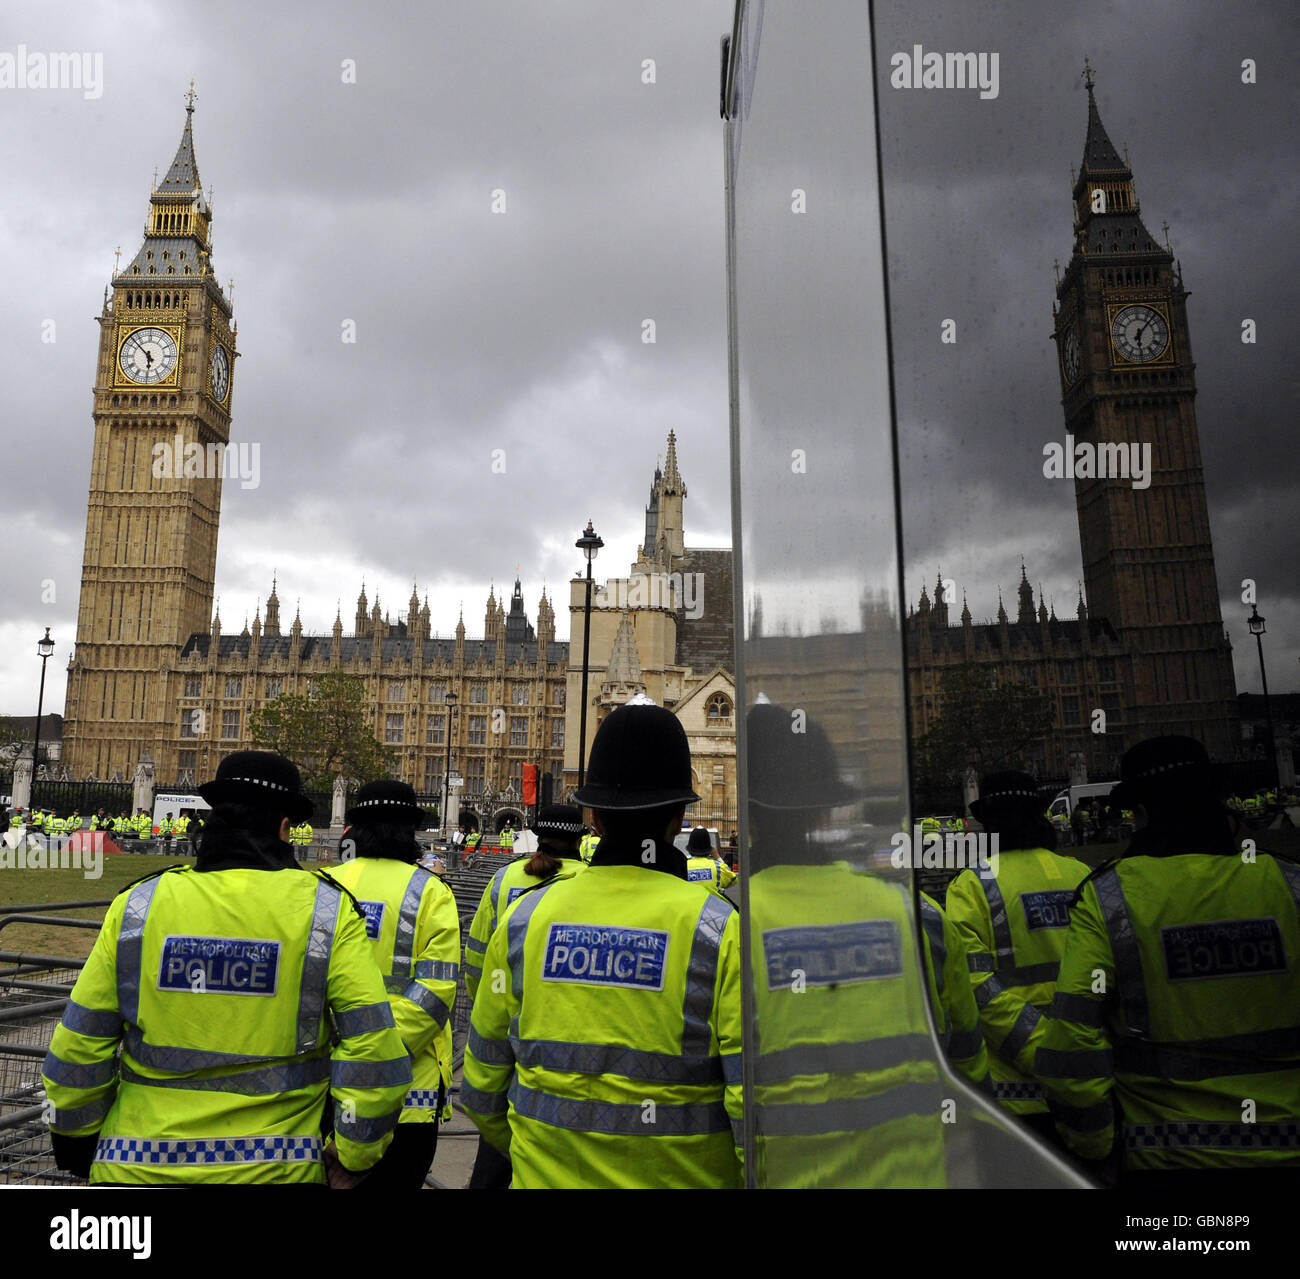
left=194, top=828, right=301, bottom=873
left=588, top=832, right=688, bottom=878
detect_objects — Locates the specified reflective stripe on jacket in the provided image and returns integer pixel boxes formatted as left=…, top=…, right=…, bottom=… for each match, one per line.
left=1038, top=853, right=1300, bottom=1171
left=464, top=856, right=585, bottom=1000
left=463, top=863, right=743, bottom=1188
left=919, top=892, right=991, bottom=1093
left=331, top=856, right=461, bottom=1124
left=945, top=848, right=1088, bottom=1115
left=41, top=865, right=410, bottom=1185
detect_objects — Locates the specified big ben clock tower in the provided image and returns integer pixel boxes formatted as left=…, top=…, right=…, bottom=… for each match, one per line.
left=1053, top=66, right=1237, bottom=758
left=62, top=89, right=236, bottom=781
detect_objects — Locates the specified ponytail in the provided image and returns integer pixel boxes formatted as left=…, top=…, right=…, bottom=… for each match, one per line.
left=524, top=846, right=564, bottom=878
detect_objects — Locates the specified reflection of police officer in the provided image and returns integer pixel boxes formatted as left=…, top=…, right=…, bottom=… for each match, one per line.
left=331, top=781, right=461, bottom=1190
left=1040, top=737, right=1300, bottom=1187
left=745, top=702, right=949, bottom=1188
left=945, top=772, right=1087, bottom=1144
left=462, top=699, right=743, bottom=1188
left=684, top=825, right=737, bottom=896
left=42, top=751, right=411, bottom=1185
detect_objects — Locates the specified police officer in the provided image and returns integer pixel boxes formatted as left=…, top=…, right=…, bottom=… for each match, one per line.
left=498, top=822, right=515, bottom=853
left=463, top=698, right=743, bottom=1188
left=331, top=781, right=461, bottom=1190
left=683, top=825, right=737, bottom=896
left=41, top=750, right=411, bottom=1186
left=944, top=771, right=1088, bottom=1143
left=1038, top=737, right=1300, bottom=1186
left=464, top=803, right=587, bottom=1189
left=464, top=804, right=588, bottom=1001
left=744, top=702, right=949, bottom=1188
left=578, top=829, right=600, bottom=863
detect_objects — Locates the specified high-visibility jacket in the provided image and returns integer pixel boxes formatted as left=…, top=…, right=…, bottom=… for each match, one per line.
left=1038, top=852, right=1300, bottom=1173
left=465, top=833, right=481, bottom=853
left=332, top=856, right=461, bottom=1125
left=685, top=855, right=737, bottom=896
left=919, top=892, right=991, bottom=1091
left=747, top=862, right=949, bottom=1188
left=135, top=814, right=151, bottom=837
left=159, top=818, right=174, bottom=837
left=464, top=854, right=586, bottom=1000
left=499, top=829, right=514, bottom=851
left=463, top=860, right=743, bottom=1189
left=578, top=833, right=600, bottom=864
left=175, top=816, right=190, bottom=840
left=7, top=812, right=22, bottom=829
left=945, top=847, right=1088, bottom=1116
left=42, top=863, right=411, bottom=1184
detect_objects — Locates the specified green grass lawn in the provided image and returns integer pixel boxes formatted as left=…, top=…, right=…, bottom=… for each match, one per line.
left=0, top=852, right=195, bottom=958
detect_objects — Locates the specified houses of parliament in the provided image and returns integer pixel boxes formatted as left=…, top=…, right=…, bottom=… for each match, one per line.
left=60, top=76, right=1238, bottom=812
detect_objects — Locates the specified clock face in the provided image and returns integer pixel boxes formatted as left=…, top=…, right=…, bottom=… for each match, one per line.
left=1062, top=326, right=1081, bottom=383
left=209, top=344, right=230, bottom=403
left=119, top=326, right=178, bottom=384
left=1111, top=304, right=1170, bottom=363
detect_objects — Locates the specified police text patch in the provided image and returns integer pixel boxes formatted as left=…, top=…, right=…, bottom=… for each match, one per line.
left=763, top=921, right=902, bottom=990
left=687, top=866, right=715, bottom=883
left=1020, top=890, right=1074, bottom=930
left=359, top=901, right=386, bottom=940
left=506, top=886, right=528, bottom=906
left=541, top=923, right=669, bottom=991
left=158, top=935, right=281, bottom=995
left=1162, top=918, right=1286, bottom=982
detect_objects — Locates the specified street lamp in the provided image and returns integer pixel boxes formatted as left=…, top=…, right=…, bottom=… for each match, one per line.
left=1248, top=605, right=1278, bottom=789
left=442, top=689, right=459, bottom=841
left=575, top=520, right=604, bottom=788
left=32, top=629, right=55, bottom=776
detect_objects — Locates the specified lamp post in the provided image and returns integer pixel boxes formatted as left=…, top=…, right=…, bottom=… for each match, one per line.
left=32, top=629, right=55, bottom=777
left=442, top=689, right=458, bottom=841
left=575, top=521, right=604, bottom=788
left=1248, top=605, right=1278, bottom=789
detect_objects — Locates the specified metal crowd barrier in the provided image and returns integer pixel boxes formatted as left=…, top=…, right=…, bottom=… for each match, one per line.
left=0, top=904, right=108, bottom=1185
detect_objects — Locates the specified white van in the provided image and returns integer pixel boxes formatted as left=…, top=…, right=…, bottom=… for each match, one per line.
left=1046, top=782, right=1119, bottom=825
left=152, top=792, right=211, bottom=832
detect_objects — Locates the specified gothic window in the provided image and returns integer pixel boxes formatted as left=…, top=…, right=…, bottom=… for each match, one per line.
left=221, top=710, right=240, bottom=739
left=470, top=683, right=488, bottom=704
left=551, top=719, right=565, bottom=748
left=1101, top=693, right=1122, bottom=721
left=468, top=715, right=487, bottom=745
left=510, top=716, right=528, bottom=746
left=427, top=715, right=446, bottom=746
left=387, top=680, right=406, bottom=702
left=385, top=714, right=404, bottom=744
left=428, top=683, right=447, bottom=703
left=706, top=694, right=732, bottom=723
left=553, top=684, right=566, bottom=707
left=264, top=678, right=283, bottom=698
left=1058, top=662, right=1078, bottom=685
left=467, top=758, right=486, bottom=788
left=512, top=685, right=530, bottom=705
left=1061, top=697, right=1080, bottom=727
left=224, top=677, right=243, bottom=698
left=178, top=750, right=197, bottom=773
left=180, top=713, right=197, bottom=740
left=1097, top=658, right=1116, bottom=683
left=184, top=676, right=201, bottom=697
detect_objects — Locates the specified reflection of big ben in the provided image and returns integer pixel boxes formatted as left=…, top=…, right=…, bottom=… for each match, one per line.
left=1051, top=68, right=1237, bottom=758
left=63, top=91, right=237, bottom=782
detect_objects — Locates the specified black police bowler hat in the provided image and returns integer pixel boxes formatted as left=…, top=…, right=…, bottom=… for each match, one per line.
left=572, top=701, right=700, bottom=811
left=1110, top=736, right=1218, bottom=808
left=531, top=804, right=585, bottom=840
left=346, top=780, right=434, bottom=827
left=198, top=750, right=314, bottom=823
left=687, top=826, right=713, bottom=854
left=745, top=702, right=858, bottom=811
left=969, top=771, right=1041, bottom=824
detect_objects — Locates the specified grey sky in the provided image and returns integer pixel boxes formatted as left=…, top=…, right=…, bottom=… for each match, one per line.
left=1, top=0, right=1293, bottom=725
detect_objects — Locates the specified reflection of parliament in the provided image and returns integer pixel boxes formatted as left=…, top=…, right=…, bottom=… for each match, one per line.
left=62, top=80, right=1238, bottom=803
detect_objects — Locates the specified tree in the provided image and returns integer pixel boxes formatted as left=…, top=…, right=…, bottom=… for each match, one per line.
left=913, top=662, right=1056, bottom=807
left=249, top=671, right=394, bottom=789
